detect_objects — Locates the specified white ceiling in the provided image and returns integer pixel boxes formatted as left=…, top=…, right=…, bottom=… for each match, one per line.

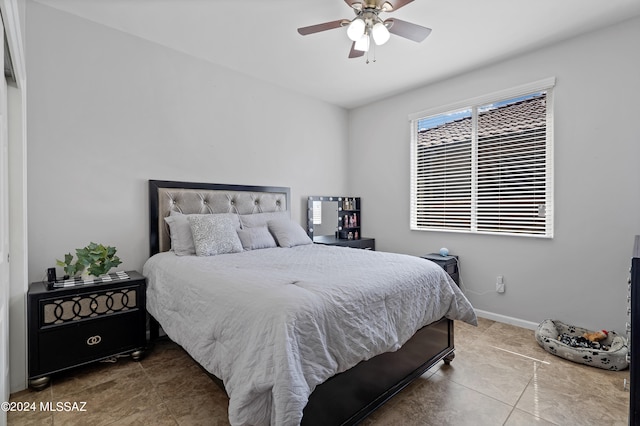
left=34, top=0, right=640, bottom=109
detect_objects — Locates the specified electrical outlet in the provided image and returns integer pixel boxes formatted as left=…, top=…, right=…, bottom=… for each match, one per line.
left=496, top=275, right=505, bottom=293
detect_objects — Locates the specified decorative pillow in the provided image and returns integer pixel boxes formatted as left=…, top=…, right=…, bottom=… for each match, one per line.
left=267, top=219, right=313, bottom=248
left=187, top=214, right=243, bottom=256
left=237, top=227, right=277, bottom=251
left=165, top=212, right=241, bottom=255
left=239, top=211, right=289, bottom=229
left=164, top=212, right=198, bottom=256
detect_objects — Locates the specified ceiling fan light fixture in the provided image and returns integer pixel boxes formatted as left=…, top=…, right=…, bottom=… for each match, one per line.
left=354, top=33, right=370, bottom=52
left=371, top=21, right=390, bottom=45
left=298, top=0, right=430, bottom=61
left=381, top=1, right=394, bottom=12
left=347, top=18, right=366, bottom=41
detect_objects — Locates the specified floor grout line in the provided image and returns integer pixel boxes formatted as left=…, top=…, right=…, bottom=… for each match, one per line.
left=503, top=365, right=535, bottom=426
left=137, top=347, right=182, bottom=426
left=489, top=345, right=551, bottom=364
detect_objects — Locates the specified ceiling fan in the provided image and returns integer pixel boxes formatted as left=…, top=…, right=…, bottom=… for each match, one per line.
left=297, top=0, right=432, bottom=59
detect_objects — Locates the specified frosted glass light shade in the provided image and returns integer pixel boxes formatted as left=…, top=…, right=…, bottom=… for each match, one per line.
left=354, top=34, right=370, bottom=52
left=347, top=18, right=365, bottom=41
left=371, top=22, right=390, bottom=45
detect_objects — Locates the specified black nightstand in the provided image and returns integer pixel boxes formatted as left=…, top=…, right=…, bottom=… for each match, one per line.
left=313, top=235, right=375, bottom=250
left=27, top=271, right=147, bottom=389
left=421, top=253, right=459, bottom=286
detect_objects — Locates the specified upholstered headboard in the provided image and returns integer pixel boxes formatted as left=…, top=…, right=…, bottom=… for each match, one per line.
left=149, top=180, right=290, bottom=255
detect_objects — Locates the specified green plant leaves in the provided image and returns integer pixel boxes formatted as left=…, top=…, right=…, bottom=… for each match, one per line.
left=56, top=252, right=84, bottom=276
left=56, top=242, right=122, bottom=277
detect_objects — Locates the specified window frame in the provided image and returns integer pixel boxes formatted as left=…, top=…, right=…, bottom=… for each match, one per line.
left=409, top=77, right=555, bottom=238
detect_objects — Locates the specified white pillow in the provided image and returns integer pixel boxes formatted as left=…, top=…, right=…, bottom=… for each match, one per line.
left=267, top=219, right=313, bottom=248
left=187, top=214, right=243, bottom=256
left=236, top=227, right=277, bottom=250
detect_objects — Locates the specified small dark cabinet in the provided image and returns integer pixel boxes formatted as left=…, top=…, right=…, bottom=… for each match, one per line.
left=421, top=253, right=460, bottom=286
left=313, top=235, right=375, bottom=251
left=28, top=271, right=147, bottom=389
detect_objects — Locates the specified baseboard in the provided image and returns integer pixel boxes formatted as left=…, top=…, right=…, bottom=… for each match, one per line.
left=474, top=309, right=539, bottom=330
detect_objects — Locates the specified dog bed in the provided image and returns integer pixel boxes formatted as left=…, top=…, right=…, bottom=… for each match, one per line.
left=535, top=319, right=629, bottom=371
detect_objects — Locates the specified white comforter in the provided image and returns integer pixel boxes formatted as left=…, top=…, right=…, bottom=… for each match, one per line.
left=143, top=244, right=476, bottom=426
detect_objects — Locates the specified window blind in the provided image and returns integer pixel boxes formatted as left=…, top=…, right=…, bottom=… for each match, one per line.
left=413, top=125, right=472, bottom=230
left=410, top=81, right=554, bottom=238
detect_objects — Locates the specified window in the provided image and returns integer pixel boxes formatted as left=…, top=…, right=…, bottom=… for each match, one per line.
left=410, top=78, right=554, bottom=238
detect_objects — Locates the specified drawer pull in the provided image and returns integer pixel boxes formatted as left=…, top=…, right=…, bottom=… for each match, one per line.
left=86, top=335, right=102, bottom=346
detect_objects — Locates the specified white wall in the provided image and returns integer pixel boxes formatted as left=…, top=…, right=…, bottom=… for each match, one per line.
left=8, top=82, right=27, bottom=393
left=348, top=16, right=640, bottom=332
left=7, top=0, right=28, bottom=395
left=25, top=2, right=349, bottom=283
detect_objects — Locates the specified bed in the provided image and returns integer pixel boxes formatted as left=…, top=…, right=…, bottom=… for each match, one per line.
left=144, top=179, right=477, bottom=425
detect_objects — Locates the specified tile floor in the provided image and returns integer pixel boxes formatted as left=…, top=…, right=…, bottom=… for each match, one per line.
left=8, top=318, right=630, bottom=425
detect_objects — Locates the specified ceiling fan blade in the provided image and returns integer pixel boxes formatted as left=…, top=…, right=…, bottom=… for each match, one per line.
left=385, top=18, right=432, bottom=42
left=344, top=0, right=363, bottom=10
left=297, top=19, right=348, bottom=36
left=380, top=0, right=415, bottom=12
left=348, top=42, right=365, bottom=58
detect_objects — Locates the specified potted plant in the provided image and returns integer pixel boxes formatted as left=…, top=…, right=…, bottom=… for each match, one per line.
left=57, top=242, right=122, bottom=278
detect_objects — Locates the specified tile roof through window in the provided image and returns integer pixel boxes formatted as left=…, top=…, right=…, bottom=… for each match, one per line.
left=417, top=95, right=547, bottom=147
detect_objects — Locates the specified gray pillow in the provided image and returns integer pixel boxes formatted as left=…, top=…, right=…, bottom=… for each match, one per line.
left=187, top=214, right=243, bottom=256
left=267, top=219, right=313, bottom=248
left=164, top=212, right=197, bottom=256
left=239, top=211, right=289, bottom=228
left=236, top=227, right=277, bottom=251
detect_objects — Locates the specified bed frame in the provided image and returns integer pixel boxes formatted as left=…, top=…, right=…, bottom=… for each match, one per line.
left=147, top=179, right=455, bottom=425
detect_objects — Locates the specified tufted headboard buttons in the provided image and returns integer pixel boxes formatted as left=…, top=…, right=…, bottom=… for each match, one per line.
left=149, top=180, right=290, bottom=255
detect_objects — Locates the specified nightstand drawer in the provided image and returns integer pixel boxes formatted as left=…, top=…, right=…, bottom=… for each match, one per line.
left=35, top=310, right=144, bottom=377
left=38, top=286, right=140, bottom=328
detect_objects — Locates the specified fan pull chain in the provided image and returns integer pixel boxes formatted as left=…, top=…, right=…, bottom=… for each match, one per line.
left=365, top=36, right=370, bottom=64
left=365, top=38, right=377, bottom=64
